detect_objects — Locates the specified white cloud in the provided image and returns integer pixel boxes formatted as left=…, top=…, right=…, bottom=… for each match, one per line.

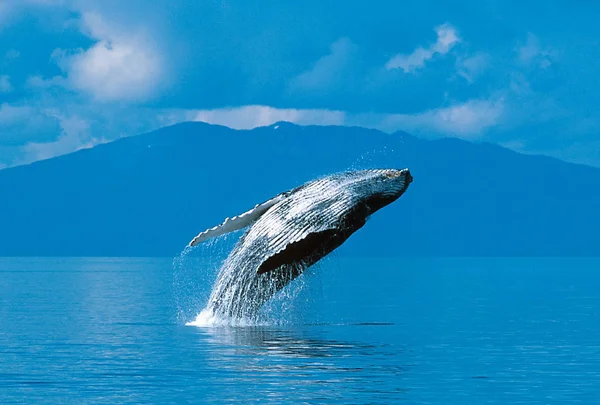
left=0, top=103, right=30, bottom=123
left=367, top=98, right=504, bottom=138
left=57, top=12, right=164, bottom=102
left=0, top=99, right=512, bottom=168
left=289, top=38, right=358, bottom=93
left=190, top=105, right=346, bottom=129
left=518, top=33, right=541, bottom=64
left=0, top=95, right=506, bottom=168
left=386, top=23, right=460, bottom=72
left=0, top=98, right=199, bottom=167
left=188, top=101, right=503, bottom=139
left=0, top=103, right=64, bottom=148
left=456, top=53, right=489, bottom=83
left=517, top=33, right=554, bottom=69
left=0, top=75, right=13, bottom=93
left=21, top=113, right=106, bottom=164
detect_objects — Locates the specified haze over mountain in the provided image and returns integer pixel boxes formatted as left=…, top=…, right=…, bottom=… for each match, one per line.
left=1, top=122, right=598, bottom=257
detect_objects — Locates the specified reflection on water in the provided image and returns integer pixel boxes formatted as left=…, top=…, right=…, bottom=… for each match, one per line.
left=199, top=325, right=378, bottom=358
left=192, top=325, right=408, bottom=404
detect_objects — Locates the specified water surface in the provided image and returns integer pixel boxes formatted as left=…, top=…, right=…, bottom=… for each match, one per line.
left=1, top=257, right=599, bottom=404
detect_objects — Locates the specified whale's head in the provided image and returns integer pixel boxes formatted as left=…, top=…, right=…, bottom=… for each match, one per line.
left=249, top=168, right=413, bottom=276
left=342, top=168, right=413, bottom=217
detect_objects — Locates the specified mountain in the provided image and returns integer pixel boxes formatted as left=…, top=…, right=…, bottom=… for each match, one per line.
left=1, top=121, right=599, bottom=257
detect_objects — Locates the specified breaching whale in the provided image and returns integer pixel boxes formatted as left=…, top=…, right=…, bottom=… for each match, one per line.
left=188, top=168, right=413, bottom=319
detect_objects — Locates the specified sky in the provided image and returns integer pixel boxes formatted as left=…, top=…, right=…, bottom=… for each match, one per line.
left=0, top=0, right=599, bottom=168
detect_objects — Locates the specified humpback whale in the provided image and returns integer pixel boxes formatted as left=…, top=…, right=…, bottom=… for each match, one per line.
left=189, top=168, right=413, bottom=319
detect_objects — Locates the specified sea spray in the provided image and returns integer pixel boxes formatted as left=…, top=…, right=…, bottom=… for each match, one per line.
left=172, top=232, right=240, bottom=324
left=349, top=145, right=396, bottom=172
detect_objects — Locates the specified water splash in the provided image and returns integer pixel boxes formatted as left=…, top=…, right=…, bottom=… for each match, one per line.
left=183, top=253, right=330, bottom=328
left=172, top=232, right=240, bottom=325
left=186, top=308, right=271, bottom=327
left=173, top=228, right=303, bottom=327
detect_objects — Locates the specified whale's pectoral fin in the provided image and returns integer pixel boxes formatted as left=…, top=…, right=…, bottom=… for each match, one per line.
left=188, top=193, right=287, bottom=247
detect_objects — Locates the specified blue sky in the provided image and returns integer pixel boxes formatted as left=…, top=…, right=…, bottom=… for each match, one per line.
left=0, top=0, right=599, bottom=168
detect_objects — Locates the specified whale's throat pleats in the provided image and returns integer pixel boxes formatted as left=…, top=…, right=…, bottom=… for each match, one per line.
left=256, top=202, right=370, bottom=275
left=256, top=229, right=341, bottom=274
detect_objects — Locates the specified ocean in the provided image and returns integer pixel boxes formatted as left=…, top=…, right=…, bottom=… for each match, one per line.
left=1, top=257, right=599, bottom=404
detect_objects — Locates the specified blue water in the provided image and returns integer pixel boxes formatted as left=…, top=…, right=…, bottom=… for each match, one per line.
left=1, top=257, right=599, bottom=404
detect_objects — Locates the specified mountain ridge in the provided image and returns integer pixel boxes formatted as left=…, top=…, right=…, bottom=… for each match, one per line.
left=1, top=121, right=599, bottom=257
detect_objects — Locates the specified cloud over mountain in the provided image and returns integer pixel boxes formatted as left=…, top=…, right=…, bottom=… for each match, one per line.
left=0, top=1, right=599, bottom=167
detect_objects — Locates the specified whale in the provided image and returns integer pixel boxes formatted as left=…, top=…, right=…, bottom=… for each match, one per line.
left=188, top=168, right=413, bottom=319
